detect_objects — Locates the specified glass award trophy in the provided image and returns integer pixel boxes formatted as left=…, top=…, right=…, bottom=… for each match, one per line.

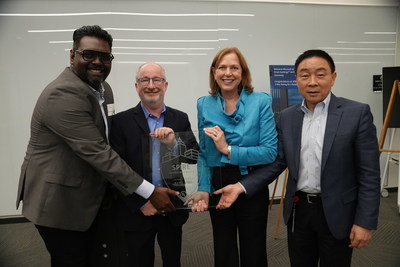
left=149, top=131, right=200, bottom=210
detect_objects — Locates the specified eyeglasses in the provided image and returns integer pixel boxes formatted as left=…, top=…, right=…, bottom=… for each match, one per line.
left=75, top=49, right=114, bottom=63
left=137, top=77, right=166, bottom=86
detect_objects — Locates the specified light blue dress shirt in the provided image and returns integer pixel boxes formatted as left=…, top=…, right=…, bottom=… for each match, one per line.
left=197, top=89, right=278, bottom=193
left=141, top=103, right=166, bottom=187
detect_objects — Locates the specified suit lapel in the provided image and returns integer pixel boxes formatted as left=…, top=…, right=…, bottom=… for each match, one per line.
left=292, top=106, right=304, bottom=176
left=131, top=103, right=152, bottom=182
left=132, top=103, right=150, bottom=133
left=321, top=94, right=343, bottom=171
left=163, top=107, right=174, bottom=128
left=102, top=83, right=114, bottom=145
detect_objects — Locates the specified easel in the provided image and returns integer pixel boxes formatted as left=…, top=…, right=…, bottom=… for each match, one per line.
left=378, top=80, right=400, bottom=212
left=269, top=168, right=288, bottom=239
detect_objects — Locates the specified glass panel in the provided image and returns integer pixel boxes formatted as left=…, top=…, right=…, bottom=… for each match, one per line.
left=149, top=131, right=201, bottom=210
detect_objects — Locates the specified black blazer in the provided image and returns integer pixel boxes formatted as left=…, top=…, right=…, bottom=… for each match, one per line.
left=110, top=103, right=198, bottom=230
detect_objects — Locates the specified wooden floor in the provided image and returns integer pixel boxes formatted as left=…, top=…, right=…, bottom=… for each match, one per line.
left=1, top=192, right=399, bottom=267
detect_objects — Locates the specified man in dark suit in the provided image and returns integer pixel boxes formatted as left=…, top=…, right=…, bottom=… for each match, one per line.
left=214, top=49, right=381, bottom=267
left=110, top=62, right=198, bottom=267
left=16, top=26, right=177, bottom=267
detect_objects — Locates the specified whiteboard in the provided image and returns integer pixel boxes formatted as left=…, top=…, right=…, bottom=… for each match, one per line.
left=0, top=0, right=397, bottom=217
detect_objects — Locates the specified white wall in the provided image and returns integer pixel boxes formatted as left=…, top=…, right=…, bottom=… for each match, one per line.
left=0, top=0, right=398, bottom=217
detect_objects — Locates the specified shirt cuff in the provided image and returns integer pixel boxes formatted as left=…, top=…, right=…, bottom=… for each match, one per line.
left=238, top=182, right=247, bottom=194
left=134, top=180, right=155, bottom=199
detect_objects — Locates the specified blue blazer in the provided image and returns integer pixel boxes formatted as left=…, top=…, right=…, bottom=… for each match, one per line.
left=197, top=90, right=278, bottom=192
left=241, top=94, right=381, bottom=239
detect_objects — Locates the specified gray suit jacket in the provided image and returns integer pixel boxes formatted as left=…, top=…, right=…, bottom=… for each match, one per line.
left=17, top=67, right=145, bottom=231
left=241, top=94, right=381, bottom=239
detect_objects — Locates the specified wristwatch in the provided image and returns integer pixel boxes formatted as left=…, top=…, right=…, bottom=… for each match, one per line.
left=227, top=145, right=231, bottom=159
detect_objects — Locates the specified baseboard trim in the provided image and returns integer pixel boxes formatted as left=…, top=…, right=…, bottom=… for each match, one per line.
left=1, top=187, right=397, bottom=224
left=0, top=216, right=29, bottom=225
left=270, top=198, right=281, bottom=205
left=387, top=187, right=398, bottom=193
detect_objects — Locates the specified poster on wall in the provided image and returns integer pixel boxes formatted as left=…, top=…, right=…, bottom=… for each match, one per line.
left=373, top=74, right=383, bottom=93
left=269, top=65, right=302, bottom=119
left=382, top=67, right=400, bottom=128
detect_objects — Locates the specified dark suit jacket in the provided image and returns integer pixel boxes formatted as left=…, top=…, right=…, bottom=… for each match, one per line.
left=241, top=94, right=381, bottom=239
left=110, top=103, right=198, bottom=231
left=16, top=67, right=147, bottom=231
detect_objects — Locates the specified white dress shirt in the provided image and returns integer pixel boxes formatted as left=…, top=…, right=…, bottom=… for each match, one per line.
left=297, top=93, right=331, bottom=193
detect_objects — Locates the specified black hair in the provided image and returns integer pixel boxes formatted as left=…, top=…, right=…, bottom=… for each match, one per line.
left=294, top=49, right=335, bottom=74
left=72, top=25, right=113, bottom=50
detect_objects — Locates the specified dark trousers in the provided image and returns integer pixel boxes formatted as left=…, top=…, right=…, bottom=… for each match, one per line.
left=36, top=188, right=120, bottom=267
left=123, top=214, right=183, bottom=267
left=36, top=224, right=96, bottom=267
left=287, top=196, right=353, bottom=267
left=209, top=165, right=269, bottom=267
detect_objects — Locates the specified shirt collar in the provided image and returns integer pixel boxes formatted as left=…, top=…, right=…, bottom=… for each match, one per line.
left=301, top=92, right=331, bottom=114
left=89, top=84, right=105, bottom=98
left=140, top=102, right=166, bottom=119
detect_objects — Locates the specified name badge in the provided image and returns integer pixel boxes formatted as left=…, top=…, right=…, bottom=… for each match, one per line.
left=107, top=104, right=115, bottom=116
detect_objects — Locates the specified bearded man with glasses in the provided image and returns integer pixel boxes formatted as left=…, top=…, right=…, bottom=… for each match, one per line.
left=16, top=25, right=178, bottom=267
